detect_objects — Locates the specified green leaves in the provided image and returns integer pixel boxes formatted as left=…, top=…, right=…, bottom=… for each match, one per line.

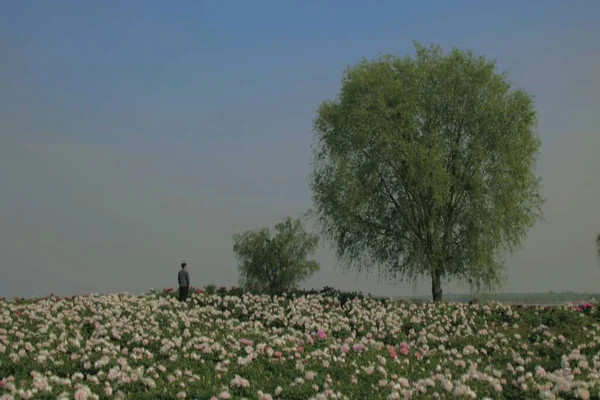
left=310, top=42, right=544, bottom=300
left=232, top=217, right=320, bottom=291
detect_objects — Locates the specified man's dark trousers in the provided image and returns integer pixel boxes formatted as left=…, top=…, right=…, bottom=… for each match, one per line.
left=179, top=286, right=189, bottom=302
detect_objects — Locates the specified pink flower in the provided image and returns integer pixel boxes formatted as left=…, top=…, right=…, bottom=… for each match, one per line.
left=400, top=347, right=409, bottom=355
left=317, top=330, right=327, bottom=340
left=415, top=352, right=423, bottom=360
left=274, top=351, right=282, bottom=358
left=353, top=343, right=365, bottom=352
left=386, top=345, right=397, bottom=358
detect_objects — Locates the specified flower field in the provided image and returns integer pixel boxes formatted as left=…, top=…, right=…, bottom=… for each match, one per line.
left=1, top=289, right=599, bottom=400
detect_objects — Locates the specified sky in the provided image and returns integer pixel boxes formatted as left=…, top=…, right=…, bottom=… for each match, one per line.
left=1, top=1, right=599, bottom=299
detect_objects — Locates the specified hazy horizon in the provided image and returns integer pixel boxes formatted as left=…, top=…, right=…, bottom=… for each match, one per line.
left=1, top=1, right=599, bottom=299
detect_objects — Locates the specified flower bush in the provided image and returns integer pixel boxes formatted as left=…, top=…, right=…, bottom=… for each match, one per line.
left=0, top=289, right=599, bottom=399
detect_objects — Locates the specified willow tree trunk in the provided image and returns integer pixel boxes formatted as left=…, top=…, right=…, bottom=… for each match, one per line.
left=431, top=270, right=443, bottom=302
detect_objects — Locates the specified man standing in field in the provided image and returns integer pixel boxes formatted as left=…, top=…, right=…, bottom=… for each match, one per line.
left=178, top=263, right=190, bottom=302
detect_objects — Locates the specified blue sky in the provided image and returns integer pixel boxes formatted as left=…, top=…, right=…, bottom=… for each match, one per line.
left=1, top=1, right=599, bottom=298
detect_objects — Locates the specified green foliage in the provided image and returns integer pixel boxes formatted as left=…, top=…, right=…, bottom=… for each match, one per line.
left=232, top=217, right=320, bottom=292
left=310, top=41, right=544, bottom=301
left=204, top=283, right=217, bottom=295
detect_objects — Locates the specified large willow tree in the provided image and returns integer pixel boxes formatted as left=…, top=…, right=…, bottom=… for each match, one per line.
left=310, top=42, right=544, bottom=301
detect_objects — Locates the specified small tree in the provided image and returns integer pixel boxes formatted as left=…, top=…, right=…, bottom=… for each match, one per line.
left=233, top=217, right=320, bottom=292
left=310, top=42, right=544, bottom=301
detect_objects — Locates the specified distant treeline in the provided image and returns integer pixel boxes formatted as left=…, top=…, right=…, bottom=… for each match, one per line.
left=395, top=292, right=600, bottom=304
